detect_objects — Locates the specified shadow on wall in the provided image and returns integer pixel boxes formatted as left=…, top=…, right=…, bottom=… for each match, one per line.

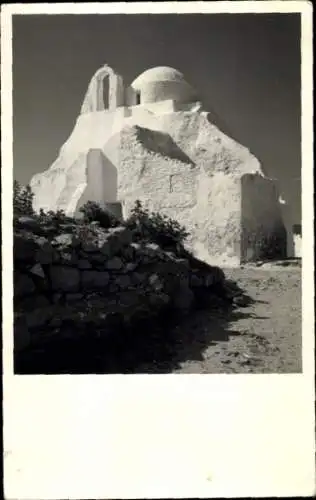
left=134, top=126, right=195, bottom=166
left=75, top=149, right=118, bottom=215
left=240, top=173, right=288, bottom=262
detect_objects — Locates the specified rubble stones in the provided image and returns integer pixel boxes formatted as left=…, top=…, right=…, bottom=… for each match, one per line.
left=78, top=259, right=92, bottom=269
left=53, top=233, right=72, bottom=246
left=82, top=270, right=110, bottom=290
left=107, top=227, right=133, bottom=246
left=89, top=253, right=106, bottom=264
left=14, top=315, right=31, bottom=351
left=35, top=239, right=55, bottom=264
left=30, top=263, right=46, bottom=278
left=105, top=256, right=123, bottom=270
left=121, top=245, right=134, bottom=261
left=25, top=306, right=54, bottom=330
left=14, top=234, right=38, bottom=261
left=18, top=294, right=50, bottom=311
left=16, top=215, right=41, bottom=231
left=65, top=293, right=84, bottom=302
left=115, top=274, right=131, bottom=289
left=50, top=266, right=80, bottom=292
left=53, top=293, right=63, bottom=304
left=131, top=272, right=147, bottom=285
left=149, top=292, right=170, bottom=308
left=14, top=272, right=36, bottom=297
left=124, top=262, right=138, bottom=272
left=82, top=240, right=99, bottom=253
left=14, top=220, right=230, bottom=352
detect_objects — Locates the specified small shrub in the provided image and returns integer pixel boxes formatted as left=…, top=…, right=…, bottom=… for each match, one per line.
left=124, top=200, right=190, bottom=253
left=13, top=180, right=35, bottom=216
left=79, top=201, right=120, bottom=229
left=39, top=208, right=70, bottom=225
left=35, top=208, right=77, bottom=237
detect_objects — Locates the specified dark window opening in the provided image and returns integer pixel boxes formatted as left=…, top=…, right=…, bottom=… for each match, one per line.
left=103, top=77, right=109, bottom=109
left=136, top=92, right=141, bottom=105
left=169, top=175, right=173, bottom=193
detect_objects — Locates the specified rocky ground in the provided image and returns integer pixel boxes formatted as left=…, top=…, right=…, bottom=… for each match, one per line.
left=167, top=263, right=302, bottom=374
left=15, top=260, right=301, bottom=375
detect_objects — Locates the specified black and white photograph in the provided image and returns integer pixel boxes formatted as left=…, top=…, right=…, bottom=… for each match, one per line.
left=11, top=9, right=304, bottom=375
left=2, top=2, right=314, bottom=498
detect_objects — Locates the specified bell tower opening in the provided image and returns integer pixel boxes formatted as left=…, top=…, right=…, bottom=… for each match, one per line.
left=136, top=91, right=141, bottom=105
left=102, top=76, right=109, bottom=109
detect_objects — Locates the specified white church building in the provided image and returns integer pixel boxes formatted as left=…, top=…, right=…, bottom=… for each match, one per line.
left=30, top=64, right=298, bottom=264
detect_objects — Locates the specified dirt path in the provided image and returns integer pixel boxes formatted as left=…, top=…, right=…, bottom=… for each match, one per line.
left=170, top=265, right=302, bottom=374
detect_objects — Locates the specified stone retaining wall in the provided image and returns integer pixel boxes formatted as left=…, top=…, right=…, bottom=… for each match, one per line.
left=14, top=216, right=225, bottom=352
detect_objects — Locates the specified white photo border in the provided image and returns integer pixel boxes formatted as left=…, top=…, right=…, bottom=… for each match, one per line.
left=2, top=2, right=314, bottom=498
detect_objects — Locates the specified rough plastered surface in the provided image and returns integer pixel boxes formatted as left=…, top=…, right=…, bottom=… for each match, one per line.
left=31, top=109, right=287, bottom=264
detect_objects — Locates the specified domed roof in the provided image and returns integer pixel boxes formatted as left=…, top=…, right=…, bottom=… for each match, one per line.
left=131, top=66, right=187, bottom=88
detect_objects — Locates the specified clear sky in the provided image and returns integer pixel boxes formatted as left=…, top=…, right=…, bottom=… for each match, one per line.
left=13, top=13, right=301, bottom=221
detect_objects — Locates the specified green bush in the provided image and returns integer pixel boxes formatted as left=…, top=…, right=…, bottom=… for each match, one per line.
left=13, top=180, right=35, bottom=216
left=79, top=201, right=120, bottom=229
left=36, top=208, right=78, bottom=237
left=38, top=208, right=71, bottom=224
left=124, top=200, right=190, bottom=252
left=13, top=183, right=189, bottom=254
